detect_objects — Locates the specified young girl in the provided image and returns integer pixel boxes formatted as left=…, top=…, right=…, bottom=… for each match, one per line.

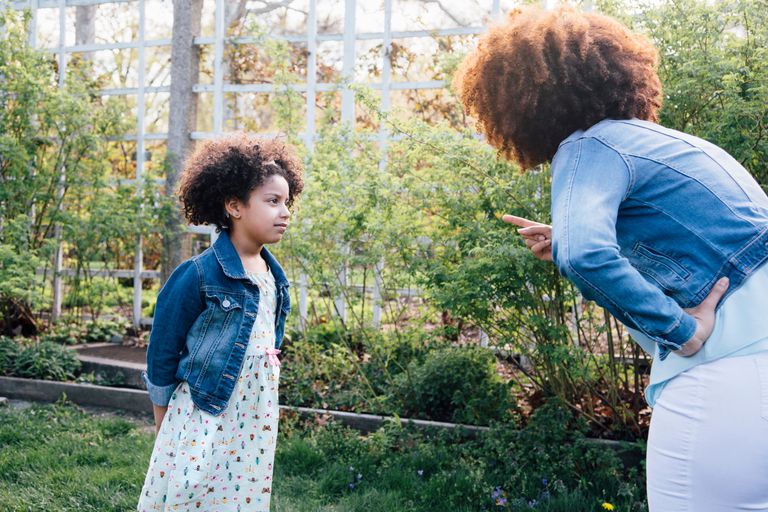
left=138, top=134, right=303, bottom=511
left=453, top=6, right=768, bottom=510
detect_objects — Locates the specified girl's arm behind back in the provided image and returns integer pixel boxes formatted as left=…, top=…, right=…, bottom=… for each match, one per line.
left=142, top=258, right=204, bottom=426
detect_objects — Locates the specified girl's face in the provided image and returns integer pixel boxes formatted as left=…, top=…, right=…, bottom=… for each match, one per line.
left=228, top=174, right=292, bottom=245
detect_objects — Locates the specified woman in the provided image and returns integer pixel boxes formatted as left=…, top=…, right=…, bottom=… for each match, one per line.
left=453, top=5, right=768, bottom=510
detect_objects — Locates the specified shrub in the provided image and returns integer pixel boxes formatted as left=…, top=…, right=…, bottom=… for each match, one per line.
left=41, top=318, right=127, bottom=345
left=0, top=336, right=21, bottom=375
left=81, top=319, right=126, bottom=344
left=11, top=341, right=81, bottom=381
left=478, top=398, right=646, bottom=509
left=390, top=346, right=514, bottom=425
left=281, top=326, right=362, bottom=409
left=41, top=323, right=82, bottom=345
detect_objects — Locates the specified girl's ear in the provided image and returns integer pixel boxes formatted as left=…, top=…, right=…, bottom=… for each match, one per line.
left=224, top=198, right=242, bottom=219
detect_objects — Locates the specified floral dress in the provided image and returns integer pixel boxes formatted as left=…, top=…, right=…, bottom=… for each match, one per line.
left=138, top=269, right=281, bottom=512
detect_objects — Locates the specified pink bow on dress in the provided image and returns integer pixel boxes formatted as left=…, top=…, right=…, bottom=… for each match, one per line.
left=265, top=347, right=281, bottom=368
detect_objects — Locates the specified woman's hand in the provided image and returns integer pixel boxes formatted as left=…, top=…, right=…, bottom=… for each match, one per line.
left=502, top=214, right=553, bottom=262
left=677, top=277, right=729, bottom=357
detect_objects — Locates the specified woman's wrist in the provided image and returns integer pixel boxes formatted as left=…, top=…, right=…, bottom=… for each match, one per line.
left=677, top=317, right=707, bottom=357
left=677, top=335, right=704, bottom=357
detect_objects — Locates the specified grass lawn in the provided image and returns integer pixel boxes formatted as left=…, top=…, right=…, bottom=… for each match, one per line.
left=0, top=400, right=153, bottom=511
left=0, top=398, right=647, bottom=511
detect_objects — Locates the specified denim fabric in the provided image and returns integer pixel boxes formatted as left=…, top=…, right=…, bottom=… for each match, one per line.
left=141, top=230, right=290, bottom=414
left=551, top=118, right=768, bottom=360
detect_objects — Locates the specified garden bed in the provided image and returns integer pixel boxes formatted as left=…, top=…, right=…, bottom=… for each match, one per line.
left=0, top=320, right=654, bottom=440
left=73, top=343, right=146, bottom=388
left=0, top=375, right=643, bottom=469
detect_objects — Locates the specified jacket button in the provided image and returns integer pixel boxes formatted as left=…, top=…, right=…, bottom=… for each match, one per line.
left=222, top=299, right=231, bottom=308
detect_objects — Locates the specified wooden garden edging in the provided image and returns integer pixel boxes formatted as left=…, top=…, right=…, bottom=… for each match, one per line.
left=0, top=376, right=486, bottom=435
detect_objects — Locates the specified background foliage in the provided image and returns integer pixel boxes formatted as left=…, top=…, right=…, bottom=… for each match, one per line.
left=1, top=0, right=766, bottom=441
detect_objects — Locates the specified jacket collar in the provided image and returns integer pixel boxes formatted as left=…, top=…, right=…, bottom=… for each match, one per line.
left=557, top=126, right=586, bottom=151
left=212, top=229, right=290, bottom=287
left=557, top=118, right=636, bottom=151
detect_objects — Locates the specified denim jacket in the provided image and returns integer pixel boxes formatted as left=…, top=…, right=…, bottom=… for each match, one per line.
left=141, top=230, right=291, bottom=415
left=550, top=118, right=768, bottom=360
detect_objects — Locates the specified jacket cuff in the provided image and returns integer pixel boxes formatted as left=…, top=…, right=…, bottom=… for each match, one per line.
left=654, top=312, right=698, bottom=361
left=141, top=370, right=179, bottom=406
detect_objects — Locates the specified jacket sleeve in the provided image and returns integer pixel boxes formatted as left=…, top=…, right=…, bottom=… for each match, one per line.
left=141, top=258, right=204, bottom=406
left=550, top=137, right=697, bottom=361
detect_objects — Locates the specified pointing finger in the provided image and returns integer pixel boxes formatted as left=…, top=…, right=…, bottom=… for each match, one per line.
left=502, top=214, right=545, bottom=228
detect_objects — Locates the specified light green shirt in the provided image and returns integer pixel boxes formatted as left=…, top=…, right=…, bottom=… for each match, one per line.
left=628, top=262, right=768, bottom=407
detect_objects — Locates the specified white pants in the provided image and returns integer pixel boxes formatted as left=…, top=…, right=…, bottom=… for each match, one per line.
left=647, top=351, right=768, bottom=511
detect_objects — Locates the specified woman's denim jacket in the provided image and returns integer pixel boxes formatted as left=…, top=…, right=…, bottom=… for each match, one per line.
left=141, top=230, right=290, bottom=415
left=551, top=119, right=768, bottom=361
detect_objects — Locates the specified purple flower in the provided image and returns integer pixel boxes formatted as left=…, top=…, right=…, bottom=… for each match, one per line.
left=495, top=497, right=508, bottom=507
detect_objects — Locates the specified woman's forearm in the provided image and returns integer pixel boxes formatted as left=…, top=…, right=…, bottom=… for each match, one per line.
left=152, top=405, right=168, bottom=435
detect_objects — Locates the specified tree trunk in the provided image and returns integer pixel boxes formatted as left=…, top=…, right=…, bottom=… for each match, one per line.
left=223, top=0, right=248, bottom=129
left=163, top=0, right=203, bottom=285
left=75, top=5, right=96, bottom=52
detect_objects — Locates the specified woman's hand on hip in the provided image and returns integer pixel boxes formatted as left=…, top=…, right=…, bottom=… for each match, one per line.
left=502, top=214, right=553, bottom=262
left=677, top=277, right=730, bottom=357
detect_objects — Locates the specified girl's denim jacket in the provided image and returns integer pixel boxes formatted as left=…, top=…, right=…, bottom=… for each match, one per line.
left=141, top=230, right=290, bottom=415
left=551, top=118, right=768, bottom=361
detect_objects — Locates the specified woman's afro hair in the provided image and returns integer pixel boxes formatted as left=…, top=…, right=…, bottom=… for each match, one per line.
left=452, top=5, right=663, bottom=169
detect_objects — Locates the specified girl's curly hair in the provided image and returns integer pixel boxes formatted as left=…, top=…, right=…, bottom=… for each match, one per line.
left=452, top=5, right=662, bottom=169
left=178, top=134, right=304, bottom=232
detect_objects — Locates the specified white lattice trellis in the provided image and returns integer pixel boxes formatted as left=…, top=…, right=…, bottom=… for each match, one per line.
left=7, top=0, right=511, bottom=329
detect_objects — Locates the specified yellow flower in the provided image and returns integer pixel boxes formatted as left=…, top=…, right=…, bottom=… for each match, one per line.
left=602, top=503, right=615, bottom=511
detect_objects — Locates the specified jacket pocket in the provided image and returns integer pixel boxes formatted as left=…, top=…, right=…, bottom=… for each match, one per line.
left=193, top=291, right=243, bottom=388
left=755, top=356, right=768, bottom=423
left=206, top=291, right=242, bottom=313
left=632, top=242, right=692, bottom=293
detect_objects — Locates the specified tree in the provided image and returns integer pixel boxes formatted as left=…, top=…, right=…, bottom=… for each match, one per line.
left=163, top=0, right=204, bottom=284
